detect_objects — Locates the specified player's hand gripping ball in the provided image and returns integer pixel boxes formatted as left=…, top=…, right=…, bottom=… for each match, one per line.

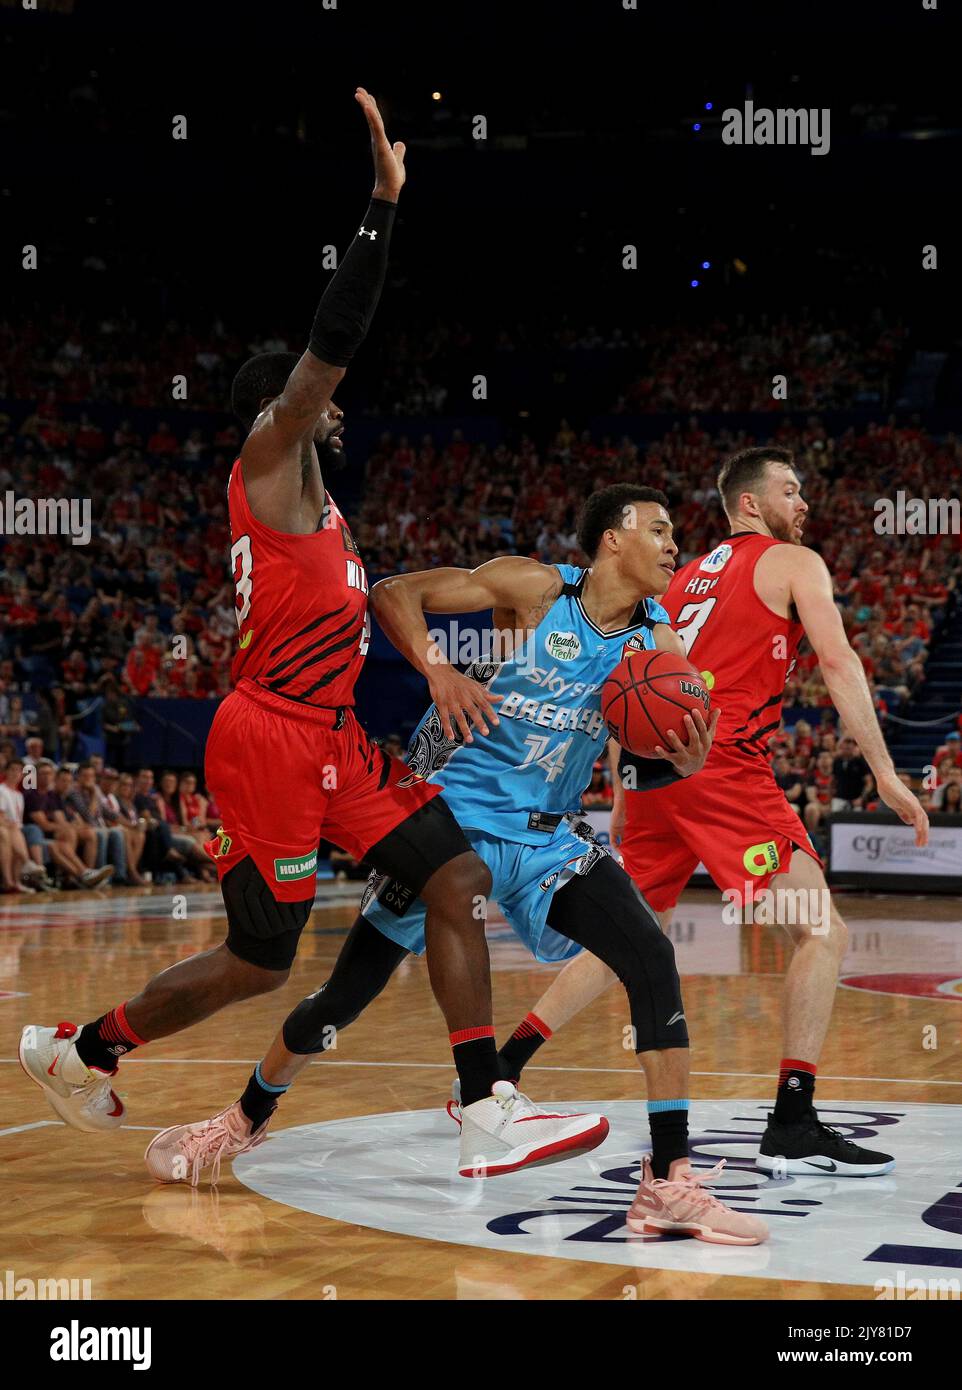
left=601, top=649, right=712, bottom=759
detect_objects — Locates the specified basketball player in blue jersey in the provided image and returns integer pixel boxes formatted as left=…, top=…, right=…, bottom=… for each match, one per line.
left=145, top=485, right=768, bottom=1244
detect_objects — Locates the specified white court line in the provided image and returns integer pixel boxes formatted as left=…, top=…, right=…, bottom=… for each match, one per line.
left=0, top=1118, right=163, bottom=1138
left=2, top=1057, right=958, bottom=1085
left=0, top=1118, right=61, bottom=1138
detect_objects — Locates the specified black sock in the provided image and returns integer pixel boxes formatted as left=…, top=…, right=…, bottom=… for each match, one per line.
left=498, top=1011, right=552, bottom=1083
left=239, top=1064, right=288, bottom=1129
left=648, top=1102, right=690, bottom=1179
left=773, top=1059, right=816, bottom=1125
left=451, top=1029, right=499, bottom=1108
left=76, top=1004, right=143, bottom=1073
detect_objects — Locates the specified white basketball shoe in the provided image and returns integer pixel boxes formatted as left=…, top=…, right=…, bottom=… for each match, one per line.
left=458, top=1080, right=608, bottom=1177
left=19, top=1021, right=126, bottom=1132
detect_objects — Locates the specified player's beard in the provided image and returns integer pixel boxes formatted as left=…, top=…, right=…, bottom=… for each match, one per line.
left=318, top=435, right=348, bottom=473
left=761, top=505, right=802, bottom=544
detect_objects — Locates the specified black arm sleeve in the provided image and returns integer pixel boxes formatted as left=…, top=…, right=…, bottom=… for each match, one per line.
left=618, top=750, right=685, bottom=793
left=308, top=197, right=397, bottom=367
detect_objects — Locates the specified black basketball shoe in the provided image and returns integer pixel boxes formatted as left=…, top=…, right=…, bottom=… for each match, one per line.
left=756, top=1111, right=895, bottom=1177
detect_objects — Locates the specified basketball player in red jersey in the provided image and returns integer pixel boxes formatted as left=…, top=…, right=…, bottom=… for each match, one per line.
left=20, top=89, right=605, bottom=1178
left=484, top=448, right=929, bottom=1177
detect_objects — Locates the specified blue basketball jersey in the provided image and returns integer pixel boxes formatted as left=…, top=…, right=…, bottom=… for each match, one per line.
left=404, top=564, right=669, bottom=843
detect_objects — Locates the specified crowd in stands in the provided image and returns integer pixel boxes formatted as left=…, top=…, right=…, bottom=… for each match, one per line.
left=0, top=312, right=906, bottom=419
left=1, top=315, right=960, bottom=890
left=0, top=749, right=218, bottom=893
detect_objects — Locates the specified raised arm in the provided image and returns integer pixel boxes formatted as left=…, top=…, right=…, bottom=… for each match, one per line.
left=371, top=557, right=555, bottom=743
left=241, top=88, right=406, bottom=487
left=788, top=547, right=928, bottom=845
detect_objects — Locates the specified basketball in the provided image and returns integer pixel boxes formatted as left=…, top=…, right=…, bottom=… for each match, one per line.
left=601, top=648, right=712, bottom=758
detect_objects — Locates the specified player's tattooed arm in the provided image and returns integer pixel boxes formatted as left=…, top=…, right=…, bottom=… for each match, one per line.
left=370, top=558, right=560, bottom=743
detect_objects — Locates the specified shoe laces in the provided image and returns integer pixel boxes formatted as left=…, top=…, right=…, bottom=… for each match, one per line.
left=813, top=1120, right=859, bottom=1153
left=182, top=1109, right=248, bottom=1187
left=650, top=1159, right=730, bottom=1216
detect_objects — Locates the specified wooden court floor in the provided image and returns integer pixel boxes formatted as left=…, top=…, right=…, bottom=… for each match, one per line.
left=1, top=884, right=959, bottom=1301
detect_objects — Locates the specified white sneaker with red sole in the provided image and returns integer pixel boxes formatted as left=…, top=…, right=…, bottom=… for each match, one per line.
left=19, top=1022, right=126, bottom=1132
left=145, top=1100, right=271, bottom=1187
left=458, top=1080, right=608, bottom=1177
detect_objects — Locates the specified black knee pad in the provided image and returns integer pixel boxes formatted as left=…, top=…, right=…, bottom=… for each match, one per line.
left=222, top=855, right=312, bottom=971
left=282, top=985, right=344, bottom=1055
left=283, top=915, right=409, bottom=1055
left=547, top=855, right=689, bottom=1053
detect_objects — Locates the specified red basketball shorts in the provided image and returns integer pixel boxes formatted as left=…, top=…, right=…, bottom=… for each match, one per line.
left=620, top=741, right=822, bottom=911
left=203, top=679, right=438, bottom=901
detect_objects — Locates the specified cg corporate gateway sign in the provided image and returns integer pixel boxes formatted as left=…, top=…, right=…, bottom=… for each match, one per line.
left=829, top=813, right=962, bottom=893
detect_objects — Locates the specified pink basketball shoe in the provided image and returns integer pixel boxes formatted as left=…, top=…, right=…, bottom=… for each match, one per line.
left=627, top=1155, right=769, bottom=1245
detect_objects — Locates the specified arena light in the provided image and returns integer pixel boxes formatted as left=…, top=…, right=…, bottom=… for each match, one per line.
left=693, top=122, right=702, bottom=132
left=432, top=92, right=442, bottom=101
left=690, top=279, right=700, bottom=288
left=701, top=260, right=711, bottom=269
left=705, top=102, right=713, bottom=110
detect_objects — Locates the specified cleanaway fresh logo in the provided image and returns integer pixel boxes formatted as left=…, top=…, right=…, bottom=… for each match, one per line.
left=1, top=1269, right=91, bottom=1300
left=274, top=851, right=318, bottom=880
left=50, top=1320, right=151, bottom=1370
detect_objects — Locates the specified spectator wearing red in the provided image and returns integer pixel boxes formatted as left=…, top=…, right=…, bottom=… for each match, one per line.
left=124, top=635, right=161, bottom=697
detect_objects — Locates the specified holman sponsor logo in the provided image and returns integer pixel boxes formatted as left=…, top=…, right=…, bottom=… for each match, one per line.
left=0, top=492, right=91, bottom=545
left=49, top=1320, right=151, bottom=1370
left=273, top=851, right=318, bottom=881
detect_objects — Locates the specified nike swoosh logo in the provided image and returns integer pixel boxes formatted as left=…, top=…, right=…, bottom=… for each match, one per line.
left=666, top=1012, right=686, bottom=1026
left=47, top=1056, right=60, bottom=1077
left=804, top=1160, right=837, bottom=1172
left=239, top=630, right=253, bottom=649
left=108, top=1091, right=124, bottom=1118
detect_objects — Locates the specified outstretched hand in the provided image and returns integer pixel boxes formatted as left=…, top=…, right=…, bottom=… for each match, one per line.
left=355, top=87, right=406, bottom=201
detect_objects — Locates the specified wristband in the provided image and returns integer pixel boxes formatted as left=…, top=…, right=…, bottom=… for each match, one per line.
left=618, top=751, right=684, bottom=793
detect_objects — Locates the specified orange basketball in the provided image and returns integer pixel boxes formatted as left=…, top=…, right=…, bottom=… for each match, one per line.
left=601, top=648, right=711, bottom=759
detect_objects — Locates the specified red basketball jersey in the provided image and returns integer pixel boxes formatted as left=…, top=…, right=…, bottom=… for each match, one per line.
left=660, top=532, right=803, bottom=757
left=226, top=460, right=370, bottom=708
